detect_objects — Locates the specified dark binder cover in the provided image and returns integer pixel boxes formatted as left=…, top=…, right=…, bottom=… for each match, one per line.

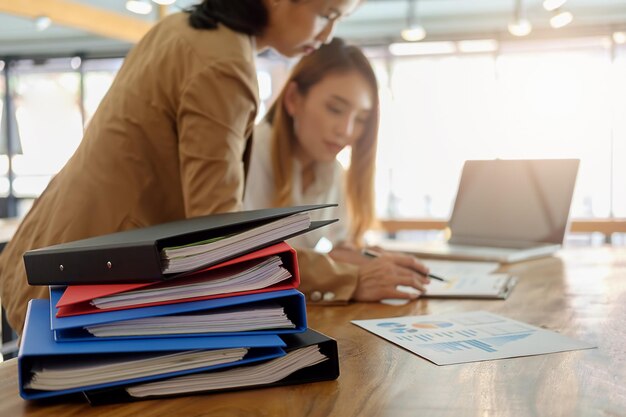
left=24, top=204, right=337, bottom=286
left=49, top=288, right=308, bottom=341
left=82, top=328, right=340, bottom=405
left=18, top=300, right=286, bottom=400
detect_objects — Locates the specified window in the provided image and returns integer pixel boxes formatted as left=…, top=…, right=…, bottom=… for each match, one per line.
left=0, top=56, right=125, bottom=216
left=2, top=37, right=623, bottom=226
left=612, top=43, right=626, bottom=217
left=83, top=58, right=124, bottom=126
left=9, top=58, right=83, bottom=204
left=255, top=52, right=293, bottom=122
left=372, top=37, right=626, bottom=221
left=0, top=62, right=8, bottom=199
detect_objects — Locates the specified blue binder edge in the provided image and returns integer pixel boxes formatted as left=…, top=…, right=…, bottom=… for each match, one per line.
left=49, top=288, right=307, bottom=341
left=19, top=300, right=286, bottom=400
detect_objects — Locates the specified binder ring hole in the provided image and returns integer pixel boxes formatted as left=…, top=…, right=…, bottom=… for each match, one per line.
left=107, top=261, right=112, bottom=269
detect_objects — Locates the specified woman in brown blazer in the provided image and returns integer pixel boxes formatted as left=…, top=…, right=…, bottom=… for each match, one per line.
left=0, top=0, right=361, bottom=336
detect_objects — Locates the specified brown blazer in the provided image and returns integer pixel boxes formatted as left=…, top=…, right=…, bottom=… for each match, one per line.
left=0, top=13, right=259, bottom=335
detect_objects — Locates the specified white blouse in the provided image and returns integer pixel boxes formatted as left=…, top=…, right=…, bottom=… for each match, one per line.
left=243, top=121, right=349, bottom=250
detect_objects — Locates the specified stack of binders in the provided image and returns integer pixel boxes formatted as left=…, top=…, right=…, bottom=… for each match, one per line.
left=18, top=205, right=340, bottom=404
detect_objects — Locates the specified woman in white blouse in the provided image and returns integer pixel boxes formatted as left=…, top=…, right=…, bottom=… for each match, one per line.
left=244, top=38, right=430, bottom=304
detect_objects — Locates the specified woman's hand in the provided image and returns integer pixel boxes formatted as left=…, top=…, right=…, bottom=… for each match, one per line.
left=352, top=255, right=431, bottom=302
left=377, top=251, right=430, bottom=275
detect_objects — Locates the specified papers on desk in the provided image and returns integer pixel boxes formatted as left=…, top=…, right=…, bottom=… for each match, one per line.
left=381, top=260, right=514, bottom=305
left=126, top=345, right=327, bottom=398
left=162, top=213, right=311, bottom=274
left=422, top=260, right=516, bottom=298
left=91, top=256, right=290, bottom=310
left=26, top=348, right=248, bottom=391
left=85, top=304, right=295, bottom=337
left=352, top=311, right=595, bottom=365
left=397, top=274, right=517, bottom=299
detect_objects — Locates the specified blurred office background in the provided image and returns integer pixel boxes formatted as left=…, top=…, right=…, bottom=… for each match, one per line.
left=0, top=0, right=625, bottom=244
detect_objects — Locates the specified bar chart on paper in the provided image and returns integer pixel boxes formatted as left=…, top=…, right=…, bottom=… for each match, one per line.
left=352, top=311, right=594, bottom=365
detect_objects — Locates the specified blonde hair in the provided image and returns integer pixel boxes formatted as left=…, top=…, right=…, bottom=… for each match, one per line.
left=265, top=38, right=380, bottom=245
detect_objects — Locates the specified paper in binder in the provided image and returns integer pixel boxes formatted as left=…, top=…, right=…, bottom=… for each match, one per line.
left=82, top=328, right=340, bottom=405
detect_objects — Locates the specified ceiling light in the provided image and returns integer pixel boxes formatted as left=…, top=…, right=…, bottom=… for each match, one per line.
left=543, top=0, right=567, bottom=12
left=508, top=19, right=532, bottom=37
left=152, top=0, right=176, bottom=5
left=70, top=57, right=82, bottom=70
left=401, top=25, right=426, bottom=42
left=508, top=0, right=532, bottom=37
left=401, top=0, right=427, bottom=42
left=389, top=42, right=456, bottom=56
left=34, top=15, right=52, bottom=31
left=613, top=31, right=626, bottom=44
left=458, top=39, right=499, bottom=53
left=550, top=11, right=573, bottom=29
left=126, top=0, right=153, bottom=15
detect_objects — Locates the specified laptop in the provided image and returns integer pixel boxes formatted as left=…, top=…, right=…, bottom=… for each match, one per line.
left=379, top=159, right=580, bottom=263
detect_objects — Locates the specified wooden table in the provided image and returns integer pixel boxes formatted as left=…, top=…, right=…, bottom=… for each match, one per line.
left=1, top=247, right=625, bottom=417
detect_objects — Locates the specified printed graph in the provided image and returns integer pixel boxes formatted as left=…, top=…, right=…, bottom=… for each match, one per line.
left=393, top=329, right=480, bottom=342
left=353, top=311, right=593, bottom=365
left=417, top=333, right=532, bottom=354
left=411, top=321, right=454, bottom=329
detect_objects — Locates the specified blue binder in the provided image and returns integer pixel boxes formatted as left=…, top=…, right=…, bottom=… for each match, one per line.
left=49, top=288, right=307, bottom=342
left=19, top=299, right=286, bottom=400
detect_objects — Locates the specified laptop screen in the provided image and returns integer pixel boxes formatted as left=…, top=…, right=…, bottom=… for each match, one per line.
left=448, top=159, right=579, bottom=248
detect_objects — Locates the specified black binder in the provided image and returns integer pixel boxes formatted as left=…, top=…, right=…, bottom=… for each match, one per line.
left=24, top=204, right=337, bottom=285
left=82, top=329, right=340, bottom=405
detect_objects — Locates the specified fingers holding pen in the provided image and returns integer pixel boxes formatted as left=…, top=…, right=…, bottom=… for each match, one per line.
left=392, top=265, right=429, bottom=292
left=382, top=252, right=430, bottom=278
left=353, top=258, right=427, bottom=302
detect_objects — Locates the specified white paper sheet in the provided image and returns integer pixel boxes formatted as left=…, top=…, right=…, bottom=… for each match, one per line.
left=352, top=311, right=595, bottom=365
left=85, top=305, right=294, bottom=337
left=26, top=348, right=248, bottom=391
left=380, top=260, right=506, bottom=305
left=127, top=345, right=327, bottom=397
left=93, top=256, right=290, bottom=309
left=423, top=274, right=516, bottom=298
left=162, top=213, right=311, bottom=274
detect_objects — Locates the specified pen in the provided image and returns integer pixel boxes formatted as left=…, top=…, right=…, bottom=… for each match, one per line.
left=361, top=249, right=447, bottom=282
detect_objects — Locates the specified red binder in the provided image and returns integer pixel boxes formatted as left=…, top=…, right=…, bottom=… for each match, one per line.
left=55, top=242, right=299, bottom=317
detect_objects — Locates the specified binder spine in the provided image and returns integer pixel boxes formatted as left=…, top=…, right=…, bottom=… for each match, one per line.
left=24, top=244, right=162, bottom=285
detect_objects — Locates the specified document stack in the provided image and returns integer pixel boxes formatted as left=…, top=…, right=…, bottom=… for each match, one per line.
left=18, top=205, right=340, bottom=404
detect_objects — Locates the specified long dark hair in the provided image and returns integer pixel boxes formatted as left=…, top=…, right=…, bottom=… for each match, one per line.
left=188, top=0, right=268, bottom=35
left=266, top=38, right=380, bottom=245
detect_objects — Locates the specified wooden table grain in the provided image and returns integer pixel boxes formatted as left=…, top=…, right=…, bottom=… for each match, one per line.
left=1, top=247, right=625, bottom=417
